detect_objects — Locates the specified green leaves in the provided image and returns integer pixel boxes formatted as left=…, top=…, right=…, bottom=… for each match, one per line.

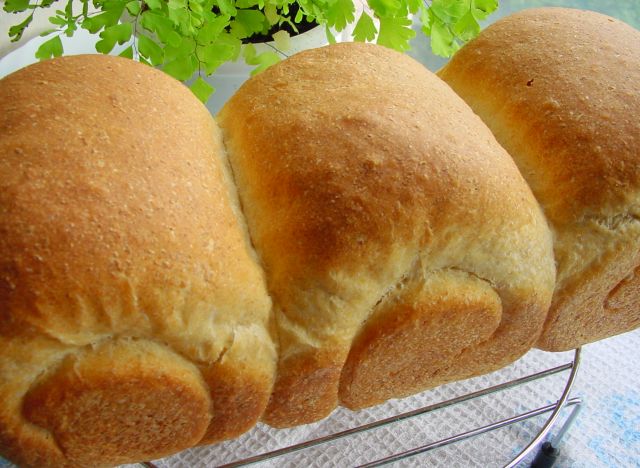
left=405, top=0, right=420, bottom=15
left=264, top=3, right=278, bottom=24
left=377, top=16, right=414, bottom=52
left=430, top=14, right=458, bottom=56
left=198, top=40, right=235, bottom=73
left=7, top=0, right=499, bottom=105
left=430, top=0, right=468, bottom=23
left=7, top=14, right=33, bottom=42
left=472, top=0, right=498, bottom=20
left=35, top=35, right=63, bottom=60
left=164, top=54, right=198, bottom=80
left=119, top=44, right=134, bottom=57
left=3, top=0, right=30, bottom=12
left=96, top=22, right=132, bottom=54
left=360, top=0, right=497, bottom=57
left=163, top=36, right=196, bottom=61
left=140, top=10, right=183, bottom=47
left=230, top=9, right=267, bottom=38
left=243, top=43, right=280, bottom=75
left=167, top=1, right=192, bottom=33
left=83, top=7, right=124, bottom=34
left=190, top=76, right=215, bottom=103
left=325, top=0, right=355, bottom=32
left=353, top=12, right=376, bottom=42
left=134, top=1, right=243, bottom=86
left=126, top=1, right=141, bottom=15
left=421, top=0, right=499, bottom=57
left=363, top=0, right=492, bottom=55
left=453, top=10, right=480, bottom=41
left=367, top=0, right=402, bottom=19
left=138, top=34, right=164, bottom=65
left=215, top=0, right=237, bottom=17
left=272, top=30, right=291, bottom=51
left=144, top=0, right=163, bottom=9
left=197, top=15, right=230, bottom=43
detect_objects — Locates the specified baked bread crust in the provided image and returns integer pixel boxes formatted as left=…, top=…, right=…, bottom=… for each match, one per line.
left=1, top=40, right=562, bottom=464
left=438, top=7, right=640, bottom=350
left=0, top=55, right=276, bottom=466
left=218, top=42, right=555, bottom=424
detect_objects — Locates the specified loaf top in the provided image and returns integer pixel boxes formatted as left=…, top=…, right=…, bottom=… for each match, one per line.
left=439, top=7, right=640, bottom=226
left=218, top=42, right=555, bottom=423
left=220, top=42, right=554, bottom=308
left=0, top=54, right=271, bottom=355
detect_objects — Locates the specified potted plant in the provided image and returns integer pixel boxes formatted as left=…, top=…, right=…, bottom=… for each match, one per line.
left=3, top=0, right=498, bottom=103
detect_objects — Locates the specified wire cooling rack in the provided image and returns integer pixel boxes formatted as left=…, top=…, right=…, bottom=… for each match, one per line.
left=142, top=348, right=583, bottom=468
left=0, top=349, right=582, bottom=467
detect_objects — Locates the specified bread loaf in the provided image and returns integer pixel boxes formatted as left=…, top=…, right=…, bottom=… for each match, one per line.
left=438, top=8, right=640, bottom=351
left=0, top=43, right=555, bottom=466
left=217, top=42, right=555, bottom=425
left=0, top=55, right=276, bottom=467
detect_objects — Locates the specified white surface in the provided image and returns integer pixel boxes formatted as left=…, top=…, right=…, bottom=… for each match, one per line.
left=1, top=3, right=64, bottom=57
left=0, top=2, right=100, bottom=57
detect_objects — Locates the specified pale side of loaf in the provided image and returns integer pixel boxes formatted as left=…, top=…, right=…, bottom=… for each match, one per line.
left=217, top=42, right=556, bottom=426
left=438, top=8, right=640, bottom=351
left=0, top=55, right=276, bottom=467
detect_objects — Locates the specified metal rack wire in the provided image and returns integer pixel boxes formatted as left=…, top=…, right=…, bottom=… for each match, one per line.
left=143, top=348, right=583, bottom=467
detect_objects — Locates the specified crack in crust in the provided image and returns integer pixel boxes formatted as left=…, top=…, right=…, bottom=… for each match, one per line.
left=339, top=266, right=503, bottom=409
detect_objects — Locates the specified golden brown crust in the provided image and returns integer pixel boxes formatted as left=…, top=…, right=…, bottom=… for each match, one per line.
left=218, top=42, right=555, bottom=424
left=23, top=339, right=211, bottom=467
left=438, top=7, right=640, bottom=225
left=262, top=344, right=344, bottom=427
left=0, top=333, right=70, bottom=468
left=198, top=327, right=277, bottom=443
left=438, top=8, right=640, bottom=350
left=539, top=230, right=640, bottom=350
left=1, top=41, right=560, bottom=462
left=0, top=55, right=275, bottom=465
left=340, top=269, right=502, bottom=409
left=199, top=364, right=272, bottom=444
